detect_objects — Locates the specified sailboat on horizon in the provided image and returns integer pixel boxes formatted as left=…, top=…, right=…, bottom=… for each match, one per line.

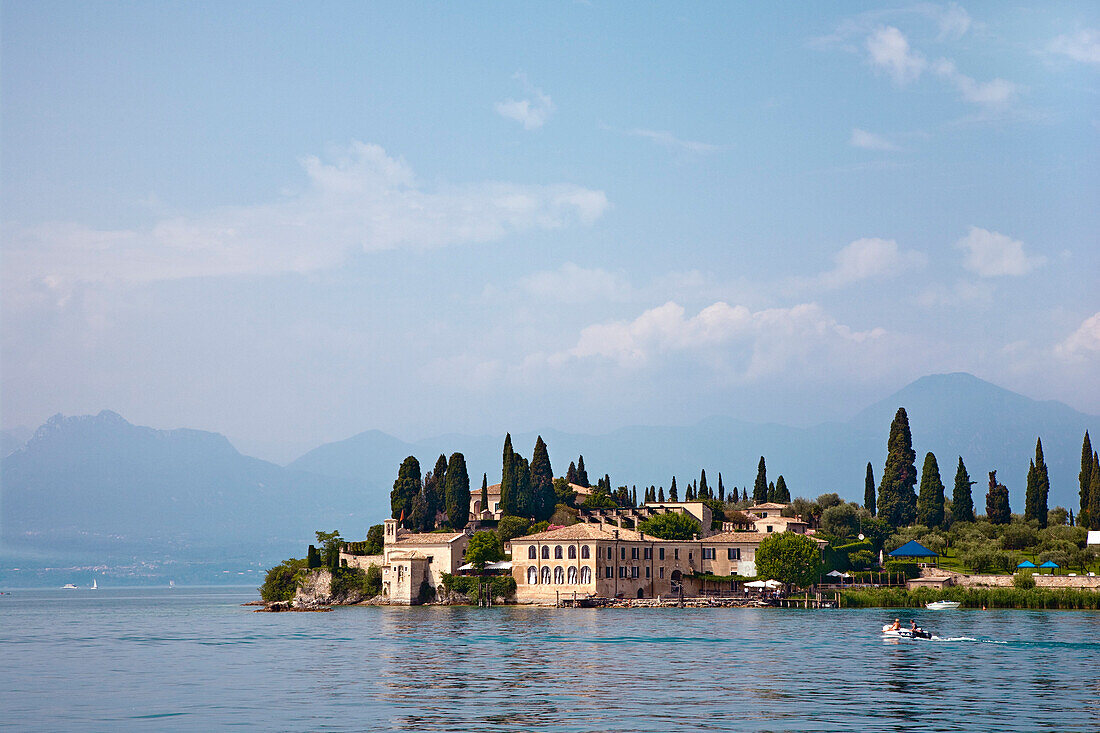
left=91, top=579, right=98, bottom=590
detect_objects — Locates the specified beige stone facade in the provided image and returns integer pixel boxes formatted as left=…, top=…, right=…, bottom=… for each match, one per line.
left=341, top=519, right=469, bottom=604
left=509, top=523, right=816, bottom=604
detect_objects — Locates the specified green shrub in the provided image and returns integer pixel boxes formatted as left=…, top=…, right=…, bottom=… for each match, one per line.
left=839, top=586, right=1100, bottom=610
left=1013, top=571, right=1035, bottom=589
left=441, top=573, right=517, bottom=600
left=637, top=512, right=702, bottom=540
left=882, top=560, right=920, bottom=579
left=259, top=558, right=307, bottom=602
left=497, top=515, right=532, bottom=543
left=848, top=550, right=877, bottom=570
left=959, top=548, right=1014, bottom=574
left=1001, top=523, right=1040, bottom=551
left=330, top=566, right=373, bottom=599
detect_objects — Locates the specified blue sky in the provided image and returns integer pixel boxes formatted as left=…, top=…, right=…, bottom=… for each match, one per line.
left=3, top=1, right=1098, bottom=461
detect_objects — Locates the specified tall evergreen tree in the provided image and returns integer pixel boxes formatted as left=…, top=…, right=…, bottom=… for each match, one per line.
left=656, top=486, right=664, bottom=502
left=566, top=461, right=578, bottom=485
left=530, top=436, right=555, bottom=521
left=306, top=544, right=321, bottom=569
left=774, top=475, right=790, bottom=503
left=427, top=454, right=448, bottom=527
left=514, top=454, right=532, bottom=517
left=952, top=457, right=975, bottom=522
left=669, top=477, right=678, bottom=502
left=409, top=487, right=430, bottom=532
left=878, top=407, right=918, bottom=528
left=576, top=455, right=590, bottom=488
left=699, top=469, right=709, bottom=499
left=686, top=481, right=695, bottom=501
left=632, top=486, right=638, bottom=507
left=1034, top=438, right=1050, bottom=529
left=741, top=487, right=749, bottom=503
left=444, top=452, right=470, bottom=529
left=391, top=456, right=422, bottom=523
left=864, top=463, right=876, bottom=516
left=767, top=481, right=775, bottom=502
left=500, top=434, right=515, bottom=516
left=718, top=473, right=725, bottom=502
left=480, top=473, right=489, bottom=516
left=985, top=470, right=1011, bottom=524
left=753, top=457, right=768, bottom=504
left=1090, top=452, right=1100, bottom=531
left=1080, top=431, right=1093, bottom=528
left=916, top=452, right=945, bottom=528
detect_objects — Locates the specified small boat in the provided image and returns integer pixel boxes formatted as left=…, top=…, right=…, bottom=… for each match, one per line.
left=882, top=624, right=933, bottom=640
left=91, top=579, right=98, bottom=590
left=61, top=583, right=78, bottom=589
left=926, top=600, right=961, bottom=610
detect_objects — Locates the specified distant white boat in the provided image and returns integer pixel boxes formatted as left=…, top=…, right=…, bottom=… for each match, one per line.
left=91, top=579, right=98, bottom=590
left=169, top=580, right=175, bottom=589
left=926, top=600, right=961, bottom=610
left=61, top=583, right=78, bottom=589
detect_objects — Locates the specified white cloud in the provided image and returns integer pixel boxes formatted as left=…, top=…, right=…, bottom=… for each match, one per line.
left=3, top=141, right=608, bottom=289
left=955, top=226, right=1045, bottom=277
left=866, top=26, right=926, bottom=85
left=1055, top=312, right=1100, bottom=359
left=850, top=128, right=900, bottom=151
left=519, top=263, right=632, bottom=303
left=817, top=238, right=927, bottom=289
left=495, top=73, right=555, bottom=129
left=554, top=301, right=886, bottom=378
left=916, top=279, right=995, bottom=308
left=933, top=59, right=1017, bottom=105
left=930, top=2, right=972, bottom=41
left=1048, top=29, right=1100, bottom=65
left=626, top=128, right=720, bottom=153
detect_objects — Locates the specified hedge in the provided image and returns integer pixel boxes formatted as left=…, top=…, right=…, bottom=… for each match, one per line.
left=441, top=573, right=517, bottom=600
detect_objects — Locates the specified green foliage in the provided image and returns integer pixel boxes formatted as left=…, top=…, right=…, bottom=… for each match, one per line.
left=755, top=532, right=823, bottom=588
left=773, top=475, right=790, bottom=503
left=839, top=586, right=1100, bottom=610
left=952, top=457, right=975, bottom=523
left=1079, top=431, right=1092, bottom=528
left=1000, top=522, right=1039, bottom=551
left=549, top=503, right=579, bottom=526
left=753, top=457, right=768, bottom=504
left=1089, top=452, right=1100, bottom=531
left=580, top=486, right=618, bottom=509
left=959, top=547, right=1014, bottom=574
left=330, top=566, right=380, bottom=599
left=669, top=476, right=678, bottom=502
left=466, top=531, right=504, bottom=568
left=259, top=558, right=307, bottom=602
left=441, top=573, right=517, bottom=600
left=500, top=434, right=515, bottom=516
left=575, top=455, right=589, bottom=488
left=1047, top=506, right=1069, bottom=527
left=444, top=452, right=471, bottom=530
left=497, top=515, right=531, bottom=543
left=848, top=549, right=877, bottom=570
left=878, top=407, right=917, bottom=528
left=530, top=436, right=555, bottom=522
left=364, top=524, right=384, bottom=555
left=882, top=560, right=920, bottom=578
left=985, top=471, right=1011, bottom=524
left=552, top=477, right=576, bottom=506
left=391, top=455, right=422, bottom=522
left=421, top=454, right=447, bottom=531
left=315, top=529, right=343, bottom=567
left=916, top=452, right=945, bottom=528
left=1025, top=438, right=1050, bottom=528
left=821, top=503, right=861, bottom=539
left=417, top=579, right=436, bottom=604
left=864, top=462, right=876, bottom=516
left=480, top=473, right=489, bottom=515
left=637, top=511, right=701, bottom=540
left=1013, top=570, right=1036, bottom=589
left=306, top=544, right=321, bottom=569
left=701, top=497, right=727, bottom=529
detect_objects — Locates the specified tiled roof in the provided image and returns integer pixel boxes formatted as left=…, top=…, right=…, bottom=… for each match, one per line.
left=749, top=502, right=789, bottom=510
left=393, top=531, right=465, bottom=546
left=514, top=523, right=645, bottom=542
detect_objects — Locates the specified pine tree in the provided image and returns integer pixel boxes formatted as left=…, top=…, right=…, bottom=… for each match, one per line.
left=864, top=463, right=876, bottom=516
left=1080, top=432, right=1093, bottom=528
left=718, top=473, right=725, bottom=502
left=566, top=461, right=578, bottom=485
left=444, top=452, right=470, bottom=529
left=530, top=436, right=555, bottom=521
left=916, top=452, right=945, bottom=528
left=500, top=434, right=515, bottom=516
left=753, top=457, right=768, bottom=504
left=952, top=457, right=975, bottom=523
left=576, top=455, right=590, bottom=488
left=480, top=473, right=489, bottom=516
left=669, top=477, right=678, bottom=502
left=391, top=456, right=422, bottom=523
left=658, top=486, right=666, bottom=502
left=985, top=470, right=1011, bottom=524
left=774, top=475, right=790, bottom=502
left=878, top=407, right=918, bottom=528
left=1090, top=452, right=1100, bottom=531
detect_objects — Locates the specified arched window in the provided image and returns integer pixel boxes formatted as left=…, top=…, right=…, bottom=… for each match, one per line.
left=527, top=566, right=538, bottom=584
left=554, top=545, right=563, bottom=559
left=567, top=567, right=578, bottom=584
left=568, top=545, right=577, bottom=559
left=541, top=546, right=550, bottom=559
left=554, top=566, right=565, bottom=584
left=580, top=566, right=591, bottom=584
left=528, top=546, right=537, bottom=559
left=541, top=566, right=551, bottom=584
left=581, top=545, right=590, bottom=559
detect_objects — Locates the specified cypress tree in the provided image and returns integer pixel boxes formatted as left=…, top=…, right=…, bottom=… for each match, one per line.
left=480, top=473, right=488, bottom=516
left=632, top=486, right=638, bottom=507
left=985, top=470, right=1011, bottom=524
left=1090, top=452, right=1100, bottom=531
left=741, top=487, right=749, bottom=503
left=686, top=482, right=694, bottom=501
left=576, top=455, right=590, bottom=488
left=1034, top=438, right=1049, bottom=528
left=427, top=454, right=448, bottom=528
left=514, top=454, right=532, bottom=517
left=530, top=436, right=555, bottom=521
left=670, top=477, right=678, bottom=502
left=753, top=457, right=768, bottom=503
left=877, top=407, right=918, bottom=528
left=409, top=487, right=430, bottom=532
left=566, top=461, right=578, bottom=485
left=916, top=452, right=945, bottom=528
left=718, top=473, right=725, bottom=502
left=767, top=481, right=775, bottom=502
left=774, top=475, right=790, bottom=503
left=659, top=486, right=666, bottom=502
left=952, top=457, right=975, bottom=523
left=391, top=456, right=422, bottom=523
left=444, top=452, right=470, bottom=530
left=1080, top=432, right=1093, bottom=528
left=699, top=469, right=709, bottom=499
left=307, top=544, right=321, bottom=569
left=500, top=434, right=515, bottom=516
left=864, top=463, right=876, bottom=516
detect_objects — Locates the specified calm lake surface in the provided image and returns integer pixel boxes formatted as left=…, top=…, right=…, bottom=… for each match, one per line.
left=2, top=587, right=1098, bottom=732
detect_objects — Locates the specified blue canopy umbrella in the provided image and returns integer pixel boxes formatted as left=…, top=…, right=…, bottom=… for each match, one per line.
left=1016, top=560, right=1037, bottom=569
left=888, top=540, right=939, bottom=559
left=1038, top=560, right=1059, bottom=574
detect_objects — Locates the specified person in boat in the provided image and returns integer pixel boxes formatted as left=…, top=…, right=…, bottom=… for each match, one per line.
left=889, top=618, right=900, bottom=631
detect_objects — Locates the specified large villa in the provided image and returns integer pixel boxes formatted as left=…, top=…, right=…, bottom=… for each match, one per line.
left=342, top=501, right=826, bottom=605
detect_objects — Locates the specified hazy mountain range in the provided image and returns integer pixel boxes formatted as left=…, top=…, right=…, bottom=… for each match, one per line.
left=1, top=373, right=1094, bottom=584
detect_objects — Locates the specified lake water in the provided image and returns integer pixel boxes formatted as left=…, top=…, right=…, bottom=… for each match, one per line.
left=2, top=587, right=1098, bottom=732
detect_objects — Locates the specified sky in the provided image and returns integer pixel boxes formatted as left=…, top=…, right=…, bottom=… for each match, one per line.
left=2, top=1, right=1098, bottom=462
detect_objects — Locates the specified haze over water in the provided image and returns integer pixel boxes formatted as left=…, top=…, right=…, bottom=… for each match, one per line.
left=3, top=588, right=1097, bottom=731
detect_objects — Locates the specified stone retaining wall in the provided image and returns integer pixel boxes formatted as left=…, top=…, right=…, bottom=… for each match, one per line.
left=922, top=567, right=1100, bottom=590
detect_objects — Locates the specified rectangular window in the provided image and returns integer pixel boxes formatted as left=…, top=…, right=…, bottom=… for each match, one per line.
left=619, top=566, right=627, bottom=578
left=620, top=547, right=626, bottom=560
left=645, top=566, right=651, bottom=579
left=702, top=548, right=715, bottom=560
left=608, top=547, right=613, bottom=560
left=659, top=548, right=665, bottom=561
left=688, top=552, right=693, bottom=562
left=631, top=548, right=639, bottom=560
left=674, top=549, right=680, bottom=560
left=727, top=548, right=741, bottom=560
left=659, top=567, right=665, bottom=579
left=766, top=526, right=773, bottom=533
left=631, top=567, right=639, bottom=578
left=644, top=548, right=652, bottom=560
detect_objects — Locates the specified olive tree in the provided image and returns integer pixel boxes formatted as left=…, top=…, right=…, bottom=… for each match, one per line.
left=754, top=532, right=823, bottom=589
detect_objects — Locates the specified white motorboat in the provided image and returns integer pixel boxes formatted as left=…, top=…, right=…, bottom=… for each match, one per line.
left=882, top=624, right=933, bottom=640
left=61, top=583, right=78, bottom=589
left=926, top=600, right=960, bottom=610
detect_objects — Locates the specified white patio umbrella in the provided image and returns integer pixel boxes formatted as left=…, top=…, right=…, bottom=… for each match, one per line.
left=763, top=579, right=783, bottom=588
left=744, top=580, right=768, bottom=588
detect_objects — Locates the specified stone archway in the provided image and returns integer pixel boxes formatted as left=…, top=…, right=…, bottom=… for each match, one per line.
left=637, top=588, right=645, bottom=599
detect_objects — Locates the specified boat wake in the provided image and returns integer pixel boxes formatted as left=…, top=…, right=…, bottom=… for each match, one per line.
left=931, top=635, right=1008, bottom=644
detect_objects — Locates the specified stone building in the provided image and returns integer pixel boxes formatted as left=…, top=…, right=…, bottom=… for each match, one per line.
left=341, top=518, right=469, bottom=605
